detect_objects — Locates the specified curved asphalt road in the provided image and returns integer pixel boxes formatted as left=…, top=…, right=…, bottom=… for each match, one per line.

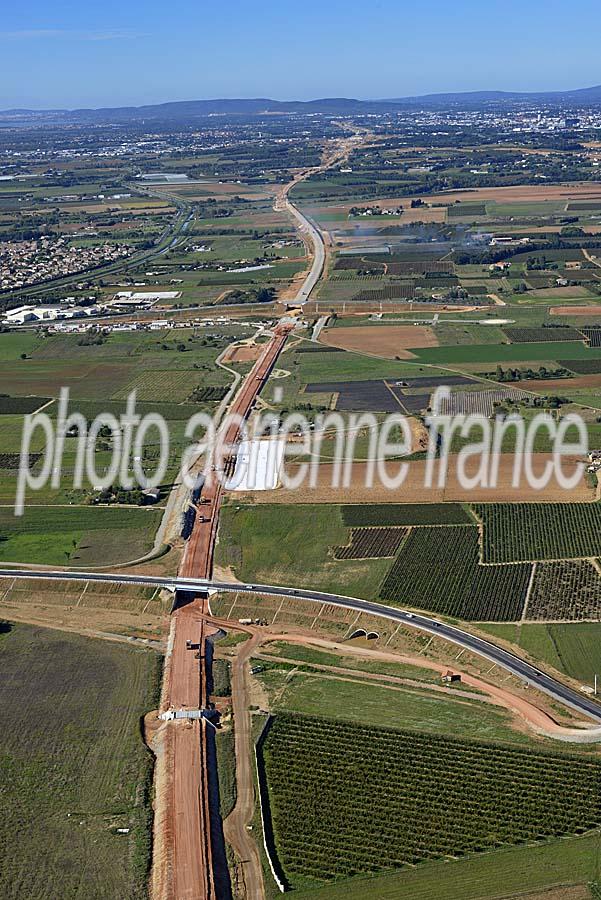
left=284, top=198, right=325, bottom=304
left=1, top=567, right=601, bottom=725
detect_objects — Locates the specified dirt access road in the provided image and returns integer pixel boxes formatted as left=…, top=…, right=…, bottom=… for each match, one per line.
left=223, top=631, right=265, bottom=899
left=211, top=622, right=600, bottom=743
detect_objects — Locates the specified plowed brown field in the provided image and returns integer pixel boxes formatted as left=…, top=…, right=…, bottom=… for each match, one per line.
left=320, top=324, right=438, bottom=358
left=236, top=454, right=592, bottom=504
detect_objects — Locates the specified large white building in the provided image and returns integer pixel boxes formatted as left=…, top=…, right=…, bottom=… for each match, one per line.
left=4, top=305, right=39, bottom=324
left=3, top=304, right=98, bottom=326
left=113, top=290, right=181, bottom=305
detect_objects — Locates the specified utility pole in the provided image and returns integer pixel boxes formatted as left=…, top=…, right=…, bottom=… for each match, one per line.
left=595, top=674, right=598, bottom=696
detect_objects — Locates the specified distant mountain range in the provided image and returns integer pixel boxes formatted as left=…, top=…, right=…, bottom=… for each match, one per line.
left=3, top=84, right=601, bottom=123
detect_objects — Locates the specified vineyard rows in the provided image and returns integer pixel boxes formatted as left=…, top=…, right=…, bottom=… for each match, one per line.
left=447, top=202, right=487, bottom=217
left=0, top=453, right=40, bottom=470
left=436, top=388, right=528, bottom=418
left=0, top=396, right=49, bottom=415
left=580, top=328, right=601, bottom=348
left=473, top=503, right=601, bottom=563
left=189, top=385, right=229, bottom=402
left=332, top=527, right=408, bottom=560
left=333, top=257, right=385, bottom=272
left=330, top=271, right=384, bottom=280
left=342, top=503, right=471, bottom=527
left=528, top=560, right=601, bottom=621
left=353, top=284, right=415, bottom=301
left=558, top=358, right=601, bottom=374
left=503, top=327, right=584, bottom=343
left=261, top=713, right=601, bottom=884
left=386, top=260, right=454, bottom=274
left=379, top=526, right=530, bottom=620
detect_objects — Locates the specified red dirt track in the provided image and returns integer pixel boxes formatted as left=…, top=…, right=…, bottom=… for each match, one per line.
left=181, top=325, right=292, bottom=582
left=160, top=325, right=292, bottom=899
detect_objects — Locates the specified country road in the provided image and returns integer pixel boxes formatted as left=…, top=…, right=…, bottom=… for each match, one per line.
left=2, top=567, right=601, bottom=732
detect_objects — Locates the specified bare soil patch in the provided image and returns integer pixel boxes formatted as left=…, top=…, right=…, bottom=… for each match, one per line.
left=428, top=183, right=601, bottom=204
left=529, top=286, right=593, bottom=299
left=519, top=375, right=601, bottom=392
left=320, top=324, right=438, bottom=358
left=551, top=305, right=601, bottom=316
left=409, top=416, right=429, bottom=453
left=240, top=453, right=592, bottom=504
left=222, top=344, right=263, bottom=364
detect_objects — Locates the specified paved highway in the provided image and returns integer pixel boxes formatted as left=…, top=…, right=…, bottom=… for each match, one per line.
left=274, top=133, right=362, bottom=306
left=283, top=196, right=325, bottom=304
left=2, top=567, right=601, bottom=726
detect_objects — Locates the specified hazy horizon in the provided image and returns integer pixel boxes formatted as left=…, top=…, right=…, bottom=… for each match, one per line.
left=2, top=0, right=601, bottom=109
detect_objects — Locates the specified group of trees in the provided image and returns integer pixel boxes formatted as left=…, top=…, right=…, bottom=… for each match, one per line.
left=490, top=364, right=572, bottom=383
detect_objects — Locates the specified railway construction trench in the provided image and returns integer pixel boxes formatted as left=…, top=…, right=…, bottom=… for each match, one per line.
left=159, top=325, right=293, bottom=899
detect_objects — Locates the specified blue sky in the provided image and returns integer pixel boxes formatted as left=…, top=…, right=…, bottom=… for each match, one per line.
left=1, top=0, right=600, bottom=109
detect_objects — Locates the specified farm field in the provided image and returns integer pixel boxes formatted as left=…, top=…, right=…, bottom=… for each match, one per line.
left=478, top=622, right=601, bottom=687
left=218, top=505, right=538, bottom=620
left=435, top=387, right=529, bottom=417
left=255, top=664, right=545, bottom=745
left=0, top=327, right=253, bottom=399
left=301, top=371, right=477, bottom=414
left=332, top=526, right=408, bottom=559
left=559, top=357, right=601, bottom=374
left=474, top=503, right=601, bottom=563
left=520, top=623, right=601, bottom=683
left=341, top=503, right=473, bottom=526
left=553, top=306, right=601, bottom=316
left=262, top=454, right=592, bottom=504
left=379, top=525, right=531, bottom=620
left=503, top=326, right=585, bottom=343
left=0, top=621, right=160, bottom=899
left=413, top=342, right=601, bottom=365
left=0, top=506, right=162, bottom=565
left=216, top=503, right=390, bottom=599
left=259, top=713, right=601, bottom=888
left=319, top=324, right=439, bottom=358
left=528, top=561, right=601, bottom=621
left=294, top=834, right=600, bottom=900
left=0, top=323, right=261, bottom=512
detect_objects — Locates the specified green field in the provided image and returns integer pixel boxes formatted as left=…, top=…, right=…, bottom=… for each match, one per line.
left=255, top=666, right=538, bottom=744
left=0, top=622, right=160, bottom=899
left=217, top=503, right=389, bottom=598
left=0, top=506, right=162, bottom=565
left=413, top=342, right=601, bottom=365
left=295, top=832, right=601, bottom=900
left=480, top=622, right=601, bottom=685
left=474, top=503, right=601, bottom=563
left=260, top=713, right=601, bottom=889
